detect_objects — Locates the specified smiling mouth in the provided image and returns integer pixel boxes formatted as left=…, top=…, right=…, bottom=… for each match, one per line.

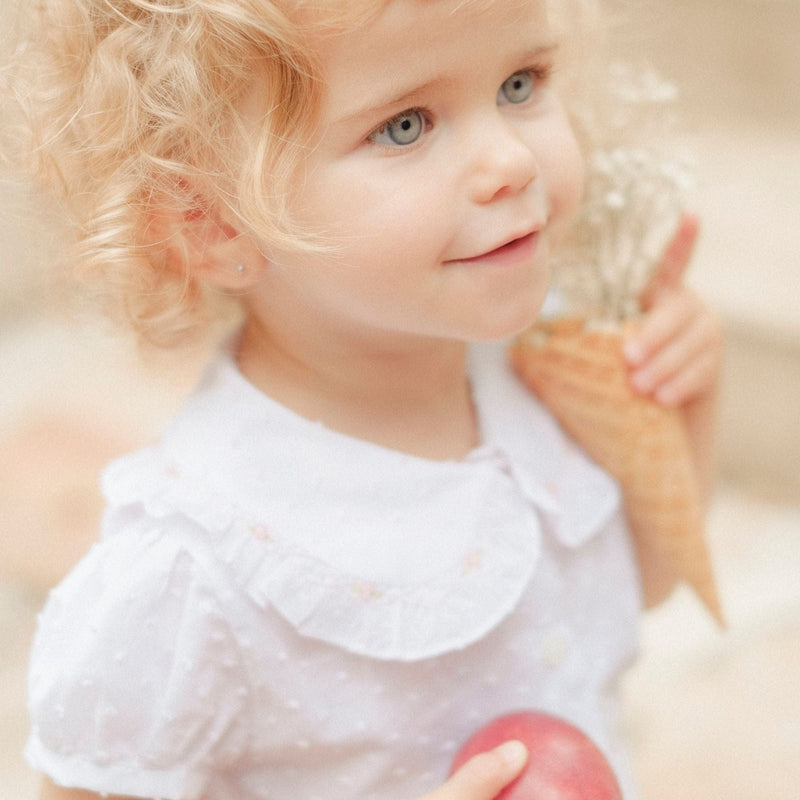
left=455, top=232, right=539, bottom=265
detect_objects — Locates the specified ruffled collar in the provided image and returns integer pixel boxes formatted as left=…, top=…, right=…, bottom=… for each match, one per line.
left=102, top=341, right=619, bottom=661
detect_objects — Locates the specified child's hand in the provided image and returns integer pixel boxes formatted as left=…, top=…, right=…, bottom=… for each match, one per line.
left=623, top=214, right=723, bottom=409
left=416, top=740, right=527, bottom=800
left=622, top=212, right=724, bottom=509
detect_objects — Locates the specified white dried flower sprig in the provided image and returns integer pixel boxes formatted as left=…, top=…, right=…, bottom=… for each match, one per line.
left=554, top=63, right=695, bottom=321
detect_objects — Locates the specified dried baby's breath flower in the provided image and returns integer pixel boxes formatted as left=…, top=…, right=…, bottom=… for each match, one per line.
left=554, top=63, right=694, bottom=322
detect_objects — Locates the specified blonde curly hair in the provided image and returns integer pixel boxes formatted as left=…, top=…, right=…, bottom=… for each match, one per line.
left=5, top=0, right=603, bottom=346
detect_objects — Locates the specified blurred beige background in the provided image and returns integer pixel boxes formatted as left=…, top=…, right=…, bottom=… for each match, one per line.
left=2, top=0, right=799, bottom=798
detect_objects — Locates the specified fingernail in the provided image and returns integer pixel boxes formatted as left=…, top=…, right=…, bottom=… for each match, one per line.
left=655, top=385, right=678, bottom=406
left=623, top=340, right=644, bottom=365
left=495, top=740, right=528, bottom=769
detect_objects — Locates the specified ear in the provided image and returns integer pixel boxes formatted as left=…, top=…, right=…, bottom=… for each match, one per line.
left=147, top=195, right=268, bottom=290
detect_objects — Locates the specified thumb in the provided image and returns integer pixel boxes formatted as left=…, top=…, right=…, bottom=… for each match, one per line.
left=640, top=212, right=700, bottom=310
left=440, top=740, right=528, bottom=800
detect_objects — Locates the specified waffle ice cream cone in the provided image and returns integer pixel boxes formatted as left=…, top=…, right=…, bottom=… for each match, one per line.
left=511, top=317, right=723, bottom=625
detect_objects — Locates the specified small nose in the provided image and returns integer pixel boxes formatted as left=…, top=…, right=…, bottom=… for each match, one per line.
left=467, top=116, right=539, bottom=204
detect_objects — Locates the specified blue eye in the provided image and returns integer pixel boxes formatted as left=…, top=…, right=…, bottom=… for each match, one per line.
left=498, top=71, right=534, bottom=104
left=370, top=109, right=425, bottom=146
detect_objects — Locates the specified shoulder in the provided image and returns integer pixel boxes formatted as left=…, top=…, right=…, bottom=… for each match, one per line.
left=27, top=511, right=252, bottom=797
left=28, top=509, right=244, bottom=708
left=468, top=339, right=590, bottom=465
left=469, top=340, right=627, bottom=548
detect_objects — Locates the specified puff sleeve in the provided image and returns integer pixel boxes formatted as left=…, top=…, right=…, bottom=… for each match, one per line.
left=25, top=515, right=251, bottom=800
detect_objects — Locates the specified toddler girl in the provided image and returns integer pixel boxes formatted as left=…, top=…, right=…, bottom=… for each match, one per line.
left=8, top=0, right=723, bottom=798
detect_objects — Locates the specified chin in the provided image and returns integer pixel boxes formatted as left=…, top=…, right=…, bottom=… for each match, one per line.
left=465, top=305, right=543, bottom=344
left=481, top=289, right=549, bottom=341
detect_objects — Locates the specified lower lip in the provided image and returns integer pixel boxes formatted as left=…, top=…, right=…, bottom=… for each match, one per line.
left=454, top=232, right=539, bottom=268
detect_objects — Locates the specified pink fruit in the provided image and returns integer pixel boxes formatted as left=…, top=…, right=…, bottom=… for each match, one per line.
left=450, top=710, right=623, bottom=800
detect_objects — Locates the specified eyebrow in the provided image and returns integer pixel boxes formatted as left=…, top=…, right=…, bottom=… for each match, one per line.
left=335, top=41, right=560, bottom=127
left=335, top=78, right=447, bottom=128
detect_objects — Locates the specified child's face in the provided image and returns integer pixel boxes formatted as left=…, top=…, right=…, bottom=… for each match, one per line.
left=250, top=0, right=583, bottom=346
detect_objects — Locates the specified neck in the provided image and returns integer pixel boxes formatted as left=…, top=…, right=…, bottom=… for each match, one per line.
left=235, top=318, right=479, bottom=461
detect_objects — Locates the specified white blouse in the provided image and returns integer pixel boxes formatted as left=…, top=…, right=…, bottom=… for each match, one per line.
left=26, top=341, right=643, bottom=800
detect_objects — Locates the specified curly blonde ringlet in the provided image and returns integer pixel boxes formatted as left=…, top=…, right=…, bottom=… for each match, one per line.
left=8, top=0, right=382, bottom=345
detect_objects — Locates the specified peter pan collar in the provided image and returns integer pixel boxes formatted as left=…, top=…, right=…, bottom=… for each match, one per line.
left=102, top=341, right=619, bottom=661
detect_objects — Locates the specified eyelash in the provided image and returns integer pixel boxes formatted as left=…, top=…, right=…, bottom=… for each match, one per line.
left=514, top=61, right=557, bottom=94
left=366, top=61, right=555, bottom=149
left=527, top=62, right=555, bottom=86
left=367, top=109, right=433, bottom=151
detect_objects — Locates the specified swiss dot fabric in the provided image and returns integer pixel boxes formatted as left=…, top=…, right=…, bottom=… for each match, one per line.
left=27, top=341, right=643, bottom=799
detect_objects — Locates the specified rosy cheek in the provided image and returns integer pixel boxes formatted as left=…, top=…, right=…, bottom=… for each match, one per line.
left=548, top=131, right=585, bottom=246
left=567, top=151, right=586, bottom=220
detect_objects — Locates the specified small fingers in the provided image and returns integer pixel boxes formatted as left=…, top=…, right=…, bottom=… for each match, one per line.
left=661, top=213, right=700, bottom=282
left=424, top=741, right=528, bottom=800
left=628, top=321, right=704, bottom=398
left=624, top=289, right=698, bottom=367
left=625, top=294, right=722, bottom=406
left=640, top=213, right=700, bottom=310
left=649, top=349, right=722, bottom=407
